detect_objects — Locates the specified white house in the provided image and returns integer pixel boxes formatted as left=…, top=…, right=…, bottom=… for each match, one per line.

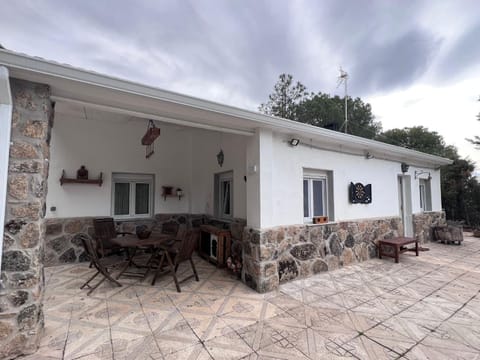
left=0, top=49, right=451, bottom=357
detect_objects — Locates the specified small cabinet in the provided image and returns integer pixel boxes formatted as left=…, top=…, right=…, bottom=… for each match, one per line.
left=199, top=225, right=231, bottom=267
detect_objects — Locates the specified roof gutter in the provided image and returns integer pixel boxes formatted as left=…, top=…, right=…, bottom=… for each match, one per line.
left=0, top=50, right=452, bottom=167
left=0, top=66, right=12, bottom=289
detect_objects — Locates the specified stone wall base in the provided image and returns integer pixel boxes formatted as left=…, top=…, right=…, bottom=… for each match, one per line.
left=44, top=214, right=246, bottom=267
left=412, top=211, right=447, bottom=243
left=242, top=217, right=403, bottom=293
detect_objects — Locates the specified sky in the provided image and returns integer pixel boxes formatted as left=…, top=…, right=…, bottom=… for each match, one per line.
left=1, top=0, right=479, bottom=168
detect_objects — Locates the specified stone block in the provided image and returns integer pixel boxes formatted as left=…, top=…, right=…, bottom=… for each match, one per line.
left=9, top=141, right=39, bottom=159
left=64, top=219, right=84, bottom=234
left=327, top=233, right=343, bottom=257
left=2, top=250, right=31, bottom=271
left=19, top=222, right=40, bottom=248
left=257, top=275, right=279, bottom=293
left=278, top=257, right=298, bottom=283
left=59, top=248, right=77, bottom=263
left=17, top=304, right=38, bottom=331
left=32, top=178, right=46, bottom=198
left=262, top=262, right=277, bottom=278
left=8, top=290, right=29, bottom=307
left=299, top=260, right=314, bottom=278
left=345, top=234, right=355, bottom=248
left=290, top=243, right=316, bottom=261
left=8, top=160, right=43, bottom=173
left=3, top=233, right=15, bottom=251
left=259, top=245, right=274, bottom=261
left=8, top=175, right=29, bottom=200
left=6, top=272, right=38, bottom=289
left=0, top=321, right=14, bottom=341
left=45, top=222, right=62, bottom=236
left=312, top=259, right=328, bottom=274
left=10, top=203, right=41, bottom=220
left=22, top=120, right=47, bottom=139
left=325, top=255, right=339, bottom=270
left=48, top=236, right=67, bottom=254
left=342, top=248, right=355, bottom=265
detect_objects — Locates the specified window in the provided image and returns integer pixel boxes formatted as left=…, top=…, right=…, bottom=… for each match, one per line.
left=303, top=169, right=333, bottom=222
left=112, top=173, right=154, bottom=219
left=419, top=179, right=432, bottom=211
left=215, top=171, right=233, bottom=219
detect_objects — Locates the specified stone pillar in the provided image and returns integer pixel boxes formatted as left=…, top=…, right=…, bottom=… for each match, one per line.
left=1, top=79, right=52, bottom=358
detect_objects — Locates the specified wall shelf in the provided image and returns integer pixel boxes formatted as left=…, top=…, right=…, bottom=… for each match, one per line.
left=60, top=170, right=103, bottom=186
left=162, top=186, right=183, bottom=200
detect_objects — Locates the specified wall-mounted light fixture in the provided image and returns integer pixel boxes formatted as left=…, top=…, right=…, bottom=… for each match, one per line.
left=414, top=170, right=431, bottom=180
left=365, top=152, right=374, bottom=159
left=216, top=149, right=224, bottom=167
left=401, top=163, right=409, bottom=173
left=289, top=138, right=300, bottom=146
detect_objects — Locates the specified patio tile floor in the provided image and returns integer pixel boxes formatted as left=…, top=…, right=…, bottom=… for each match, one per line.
left=23, top=234, right=480, bottom=359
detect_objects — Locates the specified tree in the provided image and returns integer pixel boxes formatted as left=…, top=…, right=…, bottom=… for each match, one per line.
left=258, top=74, right=307, bottom=120
left=296, top=93, right=382, bottom=139
left=466, top=96, right=480, bottom=147
left=379, top=126, right=450, bottom=156
left=259, top=74, right=382, bottom=139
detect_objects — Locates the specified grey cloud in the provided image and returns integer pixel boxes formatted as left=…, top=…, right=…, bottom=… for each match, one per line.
left=0, top=0, right=479, bottom=109
left=350, top=29, right=442, bottom=95
left=436, top=23, right=480, bottom=81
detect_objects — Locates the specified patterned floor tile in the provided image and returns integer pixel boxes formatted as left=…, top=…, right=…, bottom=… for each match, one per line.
left=29, top=235, right=480, bottom=359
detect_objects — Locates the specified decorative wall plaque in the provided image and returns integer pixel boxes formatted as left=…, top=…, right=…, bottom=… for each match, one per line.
left=349, top=182, right=372, bottom=204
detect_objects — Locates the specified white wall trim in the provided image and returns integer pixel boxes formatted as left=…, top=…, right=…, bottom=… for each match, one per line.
left=0, top=66, right=12, bottom=288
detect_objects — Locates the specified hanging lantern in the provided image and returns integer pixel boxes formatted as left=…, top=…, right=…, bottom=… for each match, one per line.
left=217, top=149, right=224, bottom=167
left=141, top=120, right=160, bottom=158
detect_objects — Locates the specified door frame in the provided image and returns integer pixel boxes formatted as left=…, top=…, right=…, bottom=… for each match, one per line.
left=398, top=175, right=413, bottom=237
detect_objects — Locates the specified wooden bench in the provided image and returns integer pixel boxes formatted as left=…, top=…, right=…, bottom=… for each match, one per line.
left=378, top=237, right=418, bottom=263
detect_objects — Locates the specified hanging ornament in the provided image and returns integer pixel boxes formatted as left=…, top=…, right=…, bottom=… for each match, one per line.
left=141, top=120, right=160, bottom=158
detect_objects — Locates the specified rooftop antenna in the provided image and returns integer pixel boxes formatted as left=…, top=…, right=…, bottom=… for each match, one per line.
left=337, top=67, right=349, bottom=134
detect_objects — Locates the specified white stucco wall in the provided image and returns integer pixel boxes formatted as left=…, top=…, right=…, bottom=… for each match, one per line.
left=46, top=113, right=247, bottom=219
left=189, top=128, right=247, bottom=218
left=261, top=132, right=443, bottom=228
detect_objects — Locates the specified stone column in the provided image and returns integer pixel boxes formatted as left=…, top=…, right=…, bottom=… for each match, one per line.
left=1, top=79, right=52, bottom=358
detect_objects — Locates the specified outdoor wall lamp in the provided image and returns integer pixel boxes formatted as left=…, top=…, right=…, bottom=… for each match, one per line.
left=401, top=163, right=409, bottom=173
left=289, top=138, right=300, bottom=146
left=415, top=170, right=431, bottom=180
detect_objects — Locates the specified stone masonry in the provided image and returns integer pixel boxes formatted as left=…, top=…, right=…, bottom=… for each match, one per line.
left=1, top=79, right=53, bottom=359
left=412, top=211, right=447, bottom=243
left=44, top=214, right=246, bottom=267
left=242, top=212, right=447, bottom=293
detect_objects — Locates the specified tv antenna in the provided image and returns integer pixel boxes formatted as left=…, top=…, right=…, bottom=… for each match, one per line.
left=337, top=67, right=349, bottom=133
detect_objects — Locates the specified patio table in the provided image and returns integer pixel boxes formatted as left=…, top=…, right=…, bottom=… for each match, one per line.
left=110, top=234, right=176, bottom=279
left=378, top=237, right=419, bottom=263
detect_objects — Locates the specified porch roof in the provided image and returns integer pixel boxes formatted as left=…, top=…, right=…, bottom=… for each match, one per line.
left=0, top=49, right=452, bottom=168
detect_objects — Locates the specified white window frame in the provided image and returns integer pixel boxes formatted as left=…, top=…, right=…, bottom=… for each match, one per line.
left=111, top=173, right=154, bottom=219
left=215, top=171, right=234, bottom=219
left=303, top=170, right=329, bottom=223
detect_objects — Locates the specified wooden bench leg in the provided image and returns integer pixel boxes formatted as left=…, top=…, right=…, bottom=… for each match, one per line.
left=415, top=241, right=419, bottom=256
left=395, top=245, right=399, bottom=263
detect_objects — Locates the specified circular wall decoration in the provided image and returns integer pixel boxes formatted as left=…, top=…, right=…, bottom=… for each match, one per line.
left=349, top=182, right=372, bottom=204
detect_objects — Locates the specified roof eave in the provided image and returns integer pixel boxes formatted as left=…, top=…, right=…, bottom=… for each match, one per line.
left=0, top=49, right=453, bottom=168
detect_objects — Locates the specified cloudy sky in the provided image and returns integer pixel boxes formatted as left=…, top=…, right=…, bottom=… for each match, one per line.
left=1, top=0, right=479, bottom=167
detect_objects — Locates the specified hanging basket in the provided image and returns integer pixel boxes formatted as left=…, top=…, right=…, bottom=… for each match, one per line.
left=141, top=120, right=161, bottom=145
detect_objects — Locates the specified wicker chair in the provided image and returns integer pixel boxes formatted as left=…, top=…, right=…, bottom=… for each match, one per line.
left=150, top=229, right=200, bottom=291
